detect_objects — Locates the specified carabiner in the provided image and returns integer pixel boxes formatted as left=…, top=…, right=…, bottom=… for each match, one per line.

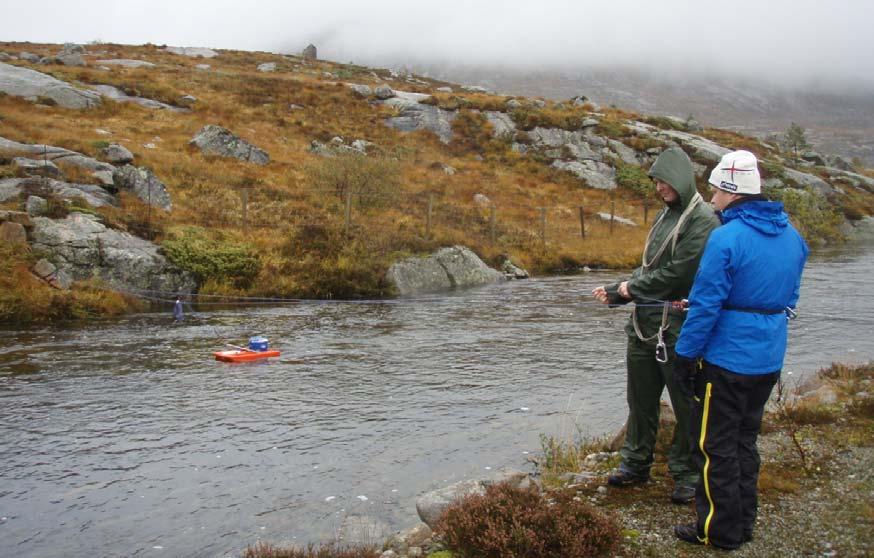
left=785, top=307, right=797, bottom=320
left=655, top=341, right=668, bottom=363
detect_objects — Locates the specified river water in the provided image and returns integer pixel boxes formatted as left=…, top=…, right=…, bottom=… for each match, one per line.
left=1, top=246, right=872, bottom=558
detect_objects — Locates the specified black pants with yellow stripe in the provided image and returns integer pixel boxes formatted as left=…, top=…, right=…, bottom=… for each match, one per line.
left=690, top=362, right=779, bottom=549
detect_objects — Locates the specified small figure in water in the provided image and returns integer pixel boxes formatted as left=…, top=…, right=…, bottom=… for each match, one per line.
left=173, top=295, right=184, bottom=322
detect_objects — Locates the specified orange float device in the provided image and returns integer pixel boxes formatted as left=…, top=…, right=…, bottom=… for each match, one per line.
left=214, top=349, right=281, bottom=362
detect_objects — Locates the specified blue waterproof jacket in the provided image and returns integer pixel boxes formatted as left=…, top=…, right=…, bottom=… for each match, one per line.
left=675, top=199, right=808, bottom=374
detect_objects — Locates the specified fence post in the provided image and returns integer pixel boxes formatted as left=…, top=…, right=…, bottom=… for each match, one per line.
left=610, top=200, right=615, bottom=235
left=344, top=190, right=353, bottom=237
left=539, top=206, right=547, bottom=245
left=643, top=198, right=649, bottom=225
left=426, top=193, right=433, bottom=239
left=241, top=188, right=249, bottom=233
left=578, top=205, right=586, bottom=238
left=489, top=205, right=497, bottom=242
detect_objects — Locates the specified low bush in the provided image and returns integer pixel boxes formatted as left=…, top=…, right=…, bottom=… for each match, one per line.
left=305, top=153, right=401, bottom=210
left=161, top=227, right=260, bottom=288
left=436, top=481, right=621, bottom=558
left=763, top=186, right=844, bottom=244
left=615, top=162, right=652, bottom=198
left=595, top=117, right=631, bottom=139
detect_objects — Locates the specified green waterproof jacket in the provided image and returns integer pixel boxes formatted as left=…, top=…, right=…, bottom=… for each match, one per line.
left=606, top=147, right=719, bottom=346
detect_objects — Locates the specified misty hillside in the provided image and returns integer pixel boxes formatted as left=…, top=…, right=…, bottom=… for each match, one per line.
left=1, top=41, right=873, bottom=321
left=416, top=64, right=874, bottom=166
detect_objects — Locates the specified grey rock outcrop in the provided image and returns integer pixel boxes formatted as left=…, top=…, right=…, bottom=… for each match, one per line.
left=658, top=129, right=730, bottom=162
left=0, top=136, right=115, bottom=185
left=552, top=160, right=617, bottom=189
left=302, top=44, right=317, bottom=60
left=257, top=62, right=276, bottom=72
left=164, top=46, right=218, bottom=58
left=484, top=111, right=516, bottom=137
left=0, top=62, right=101, bottom=109
left=386, top=246, right=505, bottom=295
left=55, top=43, right=86, bottom=66
left=310, top=137, right=372, bottom=157
left=374, top=84, right=395, bottom=100
left=782, top=168, right=834, bottom=195
left=415, top=479, right=484, bottom=528
left=31, top=258, right=71, bottom=289
left=828, top=155, right=855, bottom=172
left=13, top=157, right=61, bottom=178
left=800, top=150, right=827, bottom=166
left=502, top=259, right=530, bottom=279
left=91, top=84, right=187, bottom=112
left=113, top=165, right=172, bottom=210
left=0, top=177, right=115, bottom=207
left=347, top=83, right=372, bottom=98
left=19, top=52, right=40, bottom=63
left=102, top=143, right=134, bottom=165
left=26, top=195, right=48, bottom=216
left=30, top=213, right=196, bottom=293
left=383, top=95, right=456, bottom=144
left=189, top=125, right=270, bottom=165
left=96, top=59, right=155, bottom=68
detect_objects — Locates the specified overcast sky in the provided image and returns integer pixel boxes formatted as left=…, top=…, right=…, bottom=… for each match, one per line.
left=3, top=0, right=873, bottom=89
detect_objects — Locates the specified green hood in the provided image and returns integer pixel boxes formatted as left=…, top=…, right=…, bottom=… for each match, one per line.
left=647, top=147, right=698, bottom=209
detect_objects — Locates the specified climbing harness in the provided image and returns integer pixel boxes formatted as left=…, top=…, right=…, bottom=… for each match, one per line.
left=632, top=192, right=704, bottom=362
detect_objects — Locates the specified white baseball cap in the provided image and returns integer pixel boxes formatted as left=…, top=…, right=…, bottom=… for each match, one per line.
left=708, top=150, right=761, bottom=195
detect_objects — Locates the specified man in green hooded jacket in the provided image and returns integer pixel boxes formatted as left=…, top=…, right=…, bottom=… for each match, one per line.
left=593, top=147, right=719, bottom=503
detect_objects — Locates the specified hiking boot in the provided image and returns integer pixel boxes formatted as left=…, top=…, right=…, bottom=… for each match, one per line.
left=670, top=484, right=696, bottom=504
left=674, top=523, right=741, bottom=550
left=607, top=469, right=649, bottom=487
left=674, top=523, right=705, bottom=546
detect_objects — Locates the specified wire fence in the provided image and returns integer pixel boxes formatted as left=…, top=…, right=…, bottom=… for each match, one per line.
left=135, top=183, right=659, bottom=247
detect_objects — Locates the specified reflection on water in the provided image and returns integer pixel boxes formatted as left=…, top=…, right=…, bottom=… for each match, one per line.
left=1, top=248, right=872, bottom=557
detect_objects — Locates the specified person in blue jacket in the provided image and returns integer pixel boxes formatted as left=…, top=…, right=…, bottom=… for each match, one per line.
left=672, top=150, right=808, bottom=550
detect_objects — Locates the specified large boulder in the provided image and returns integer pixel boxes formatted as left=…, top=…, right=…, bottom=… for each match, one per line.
left=189, top=125, right=270, bottom=165
left=385, top=246, right=505, bottom=295
left=347, top=83, right=372, bottom=98
left=552, top=160, right=617, bottom=189
left=13, top=157, right=61, bottom=178
left=113, top=165, right=172, bottom=211
left=383, top=96, right=455, bottom=144
left=102, top=143, right=134, bottom=165
left=657, top=129, right=730, bottom=162
left=0, top=62, right=101, bottom=109
left=55, top=43, right=86, bottom=67
left=29, top=213, right=196, bottom=292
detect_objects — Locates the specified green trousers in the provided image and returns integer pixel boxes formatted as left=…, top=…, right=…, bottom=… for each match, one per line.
left=618, top=335, right=698, bottom=486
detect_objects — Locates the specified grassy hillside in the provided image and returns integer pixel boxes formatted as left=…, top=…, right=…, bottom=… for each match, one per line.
left=1, top=42, right=872, bottom=321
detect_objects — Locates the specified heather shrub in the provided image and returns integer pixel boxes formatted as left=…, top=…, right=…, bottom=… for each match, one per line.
left=306, top=153, right=401, bottom=210
left=615, top=162, right=652, bottom=198
left=435, top=481, right=620, bottom=558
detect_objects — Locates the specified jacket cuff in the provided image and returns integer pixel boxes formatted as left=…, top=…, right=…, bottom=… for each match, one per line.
left=605, top=283, right=630, bottom=307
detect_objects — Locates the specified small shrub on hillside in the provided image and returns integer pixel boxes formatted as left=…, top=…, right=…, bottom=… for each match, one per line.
left=595, top=117, right=631, bottom=139
left=436, top=481, right=621, bottom=558
left=44, top=197, right=70, bottom=218
left=161, top=227, right=260, bottom=288
left=305, top=153, right=401, bottom=210
left=615, top=162, right=652, bottom=198
left=764, top=186, right=844, bottom=244
left=243, top=542, right=378, bottom=558
left=642, top=115, right=685, bottom=131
